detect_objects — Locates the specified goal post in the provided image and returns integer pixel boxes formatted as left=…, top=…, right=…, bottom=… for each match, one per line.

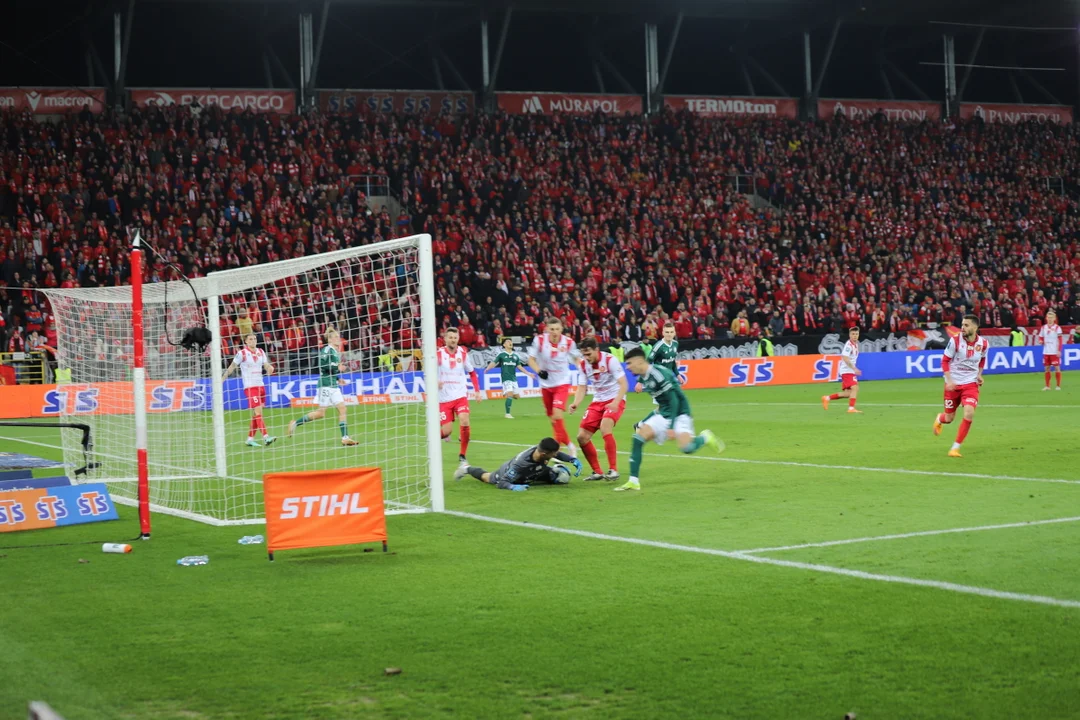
left=42, top=233, right=443, bottom=526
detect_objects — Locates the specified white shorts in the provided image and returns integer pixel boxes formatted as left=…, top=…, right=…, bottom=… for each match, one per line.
left=317, top=387, right=345, bottom=407
left=639, top=412, right=694, bottom=445
left=502, top=381, right=519, bottom=394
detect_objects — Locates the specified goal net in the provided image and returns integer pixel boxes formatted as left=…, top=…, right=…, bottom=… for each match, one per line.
left=41, top=234, right=442, bottom=526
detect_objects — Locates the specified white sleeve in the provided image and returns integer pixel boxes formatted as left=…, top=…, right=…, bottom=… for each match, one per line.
left=943, top=337, right=957, bottom=360
left=608, top=356, right=626, bottom=379
left=232, top=351, right=243, bottom=366
left=568, top=340, right=581, bottom=362
left=464, top=354, right=475, bottom=373
left=528, top=336, right=540, bottom=359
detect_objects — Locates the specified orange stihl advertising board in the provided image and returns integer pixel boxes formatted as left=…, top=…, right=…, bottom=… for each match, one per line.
left=263, top=468, right=387, bottom=557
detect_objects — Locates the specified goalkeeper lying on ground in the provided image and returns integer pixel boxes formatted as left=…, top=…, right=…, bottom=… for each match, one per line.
left=453, top=437, right=583, bottom=491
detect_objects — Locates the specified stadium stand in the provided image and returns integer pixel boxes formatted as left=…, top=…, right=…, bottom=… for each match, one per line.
left=0, top=105, right=1077, bottom=371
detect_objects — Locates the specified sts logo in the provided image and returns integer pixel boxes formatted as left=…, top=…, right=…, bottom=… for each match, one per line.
left=42, top=387, right=100, bottom=415
left=149, top=382, right=207, bottom=412
left=728, top=359, right=774, bottom=386
left=77, top=491, right=110, bottom=516
left=0, top=498, right=26, bottom=525
left=35, top=496, right=68, bottom=522
left=813, top=358, right=840, bottom=382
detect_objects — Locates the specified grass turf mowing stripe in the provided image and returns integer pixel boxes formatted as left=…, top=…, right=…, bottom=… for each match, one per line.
left=736, top=515, right=1080, bottom=554
left=446, top=510, right=1080, bottom=610
left=470, top=439, right=1080, bottom=486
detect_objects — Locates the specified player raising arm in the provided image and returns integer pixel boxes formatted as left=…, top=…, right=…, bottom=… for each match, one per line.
left=222, top=333, right=277, bottom=447
left=822, top=326, right=863, bottom=413
left=454, top=437, right=582, bottom=491
left=287, top=328, right=358, bottom=446
left=568, top=337, right=628, bottom=481
left=527, top=317, right=580, bottom=457
left=438, top=327, right=482, bottom=467
left=617, top=347, right=723, bottom=492
left=486, top=337, right=525, bottom=418
left=933, top=314, right=988, bottom=457
left=1040, top=310, right=1064, bottom=391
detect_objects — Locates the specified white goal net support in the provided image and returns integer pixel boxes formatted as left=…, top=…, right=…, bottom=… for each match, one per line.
left=42, top=234, right=443, bottom=526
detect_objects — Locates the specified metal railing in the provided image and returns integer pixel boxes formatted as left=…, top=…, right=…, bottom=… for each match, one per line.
left=0, top=351, right=50, bottom=384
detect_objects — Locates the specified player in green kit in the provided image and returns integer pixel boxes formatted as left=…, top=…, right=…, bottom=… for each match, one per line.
left=616, top=347, right=722, bottom=492
left=636, top=321, right=680, bottom=401
left=486, top=337, right=526, bottom=419
left=287, top=327, right=358, bottom=446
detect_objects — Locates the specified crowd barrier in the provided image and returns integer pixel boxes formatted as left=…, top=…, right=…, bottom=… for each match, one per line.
left=1, top=346, right=1075, bottom=419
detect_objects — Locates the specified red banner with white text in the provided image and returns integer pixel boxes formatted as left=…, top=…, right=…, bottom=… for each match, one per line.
left=959, top=103, right=1073, bottom=124
left=663, top=95, right=798, bottom=119
left=318, top=89, right=473, bottom=114
left=497, top=92, right=643, bottom=115
left=130, top=88, right=295, bottom=113
left=819, top=98, right=941, bottom=122
left=0, top=87, right=106, bottom=115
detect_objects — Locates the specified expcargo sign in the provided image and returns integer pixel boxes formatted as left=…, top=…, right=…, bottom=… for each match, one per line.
left=130, top=88, right=296, bottom=113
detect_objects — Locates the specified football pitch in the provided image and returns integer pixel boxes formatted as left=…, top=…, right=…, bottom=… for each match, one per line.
left=2, top=373, right=1079, bottom=719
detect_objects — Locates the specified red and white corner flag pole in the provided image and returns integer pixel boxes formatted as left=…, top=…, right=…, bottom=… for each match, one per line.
left=132, top=232, right=151, bottom=539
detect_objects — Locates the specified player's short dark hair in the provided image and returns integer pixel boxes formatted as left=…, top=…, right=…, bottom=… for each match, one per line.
left=538, top=437, right=560, bottom=452
left=500, top=336, right=513, bottom=345
left=625, top=347, right=646, bottom=361
left=963, top=314, right=979, bottom=325
left=848, top=326, right=860, bottom=333
left=663, top=321, right=675, bottom=329
left=579, top=337, right=599, bottom=351
left=546, top=316, right=562, bottom=326
left=444, top=326, right=459, bottom=334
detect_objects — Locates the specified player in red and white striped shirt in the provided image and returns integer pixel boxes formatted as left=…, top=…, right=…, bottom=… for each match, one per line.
left=438, top=327, right=482, bottom=466
left=527, top=317, right=582, bottom=457
left=568, top=337, right=628, bottom=481
left=933, top=315, right=989, bottom=457
left=222, top=333, right=276, bottom=447
left=822, top=326, right=862, bottom=413
left=1039, top=310, right=1064, bottom=391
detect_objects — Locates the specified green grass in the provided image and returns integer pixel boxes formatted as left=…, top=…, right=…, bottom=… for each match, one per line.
left=1, top=373, right=1079, bottom=719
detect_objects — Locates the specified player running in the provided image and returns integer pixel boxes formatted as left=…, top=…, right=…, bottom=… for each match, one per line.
left=453, top=436, right=582, bottom=491
left=1039, top=310, right=1064, bottom=391
left=933, top=314, right=989, bottom=457
left=287, top=327, right=358, bottom=446
left=568, top=337, right=628, bottom=481
left=822, top=326, right=863, bottom=413
left=617, top=347, right=723, bottom=492
left=438, top=327, right=482, bottom=466
left=221, top=333, right=277, bottom=447
left=527, top=317, right=581, bottom=457
left=637, top=321, right=679, bottom=400
left=487, top=337, right=525, bottom=418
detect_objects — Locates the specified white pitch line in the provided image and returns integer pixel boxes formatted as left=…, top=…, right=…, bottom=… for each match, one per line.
left=737, top=515, right=1080, bottom=554
left=446, top=511, right=1080, bottom=609
left=468, top=440, right=1080, bottom=486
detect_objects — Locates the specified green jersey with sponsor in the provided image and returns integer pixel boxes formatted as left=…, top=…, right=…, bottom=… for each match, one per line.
left=639, top=364, right=691, bottom=420
left=493, top=351, right=523, bottom=382
left=318, top=345, right=342, bottom=388
left=649, top=339, right=680, bottom=380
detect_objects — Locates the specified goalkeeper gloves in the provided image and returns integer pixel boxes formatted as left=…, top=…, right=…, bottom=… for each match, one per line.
left=538, top=370, right=549, bottom=380
left=509, top=484, right=529, bottom=492
left=569, top=457, right=583, bottom=476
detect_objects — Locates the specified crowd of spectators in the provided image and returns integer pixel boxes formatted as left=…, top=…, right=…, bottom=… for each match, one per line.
left=1, top=103, right=1078, bottom=364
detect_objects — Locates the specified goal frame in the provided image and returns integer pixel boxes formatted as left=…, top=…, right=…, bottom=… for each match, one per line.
left=78, top=233, right=443, bottom=528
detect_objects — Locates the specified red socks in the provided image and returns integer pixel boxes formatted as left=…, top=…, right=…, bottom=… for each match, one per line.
left=848, top=397, right=857, bottom=409
left=1046, top=371, right=1052, bottom=388
left=552, top=418, right=569, bottom=446
left=459, top=426, right=471, bottom=458
left=248, top=417, right=258, bottom=438
left=255, top=415, right=267, bottom=435
left=581, top=441, right=601, bottom=474
left=955, top=418, right=972, bottom=445
left=603, top=433, right=618, bottom=472
left=828, top=393, right=842, bottom=401
left=1056, top=371, right=1062, bottom=388
left=937, top=413, right=951, bottom=425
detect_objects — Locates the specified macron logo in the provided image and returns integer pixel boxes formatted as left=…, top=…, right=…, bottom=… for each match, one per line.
left=280, top=493, right=369, bottom=519
left=26, top=91, right=41, bottom=111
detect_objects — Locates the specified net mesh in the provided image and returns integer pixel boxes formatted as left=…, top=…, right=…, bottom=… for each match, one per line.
left=42, top=236, right=434, bottom=525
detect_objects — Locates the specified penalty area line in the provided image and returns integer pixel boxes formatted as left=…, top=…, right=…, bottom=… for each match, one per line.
left=445, top=510, right=1080, bottom=610
left=737, top=515, right=1080, bottom=554
left=468, top=440, right=1080, bottom=486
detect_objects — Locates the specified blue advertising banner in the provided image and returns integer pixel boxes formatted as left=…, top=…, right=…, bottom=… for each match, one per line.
left=0, top=482, right=118, bottom=533
left=857, top=345, right=1079, bottom=382
left=0, top=469, right=33, bottom=482
left=0, top=475, right=72, bottom=492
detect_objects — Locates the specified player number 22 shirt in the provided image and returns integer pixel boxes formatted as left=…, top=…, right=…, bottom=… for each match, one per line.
left=437, top=346, right=474, bottom=403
